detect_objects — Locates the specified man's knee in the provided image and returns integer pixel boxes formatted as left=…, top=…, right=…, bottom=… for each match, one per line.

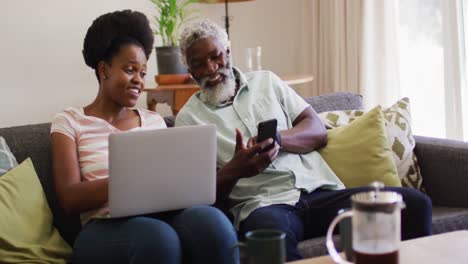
left=395, top=187, right=432, bottom=212
left=388, top=187, right=432, bottom=238
left=239, top=205, right=304, bottom=261
left=239, top=205, right=301, bottom=238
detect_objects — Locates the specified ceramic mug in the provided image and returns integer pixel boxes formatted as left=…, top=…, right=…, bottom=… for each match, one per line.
left=233, top=229, right=286, bottom=264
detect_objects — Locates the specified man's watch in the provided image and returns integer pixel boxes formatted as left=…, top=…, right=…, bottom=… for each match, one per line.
left=276, top=131, right=282, bottom=147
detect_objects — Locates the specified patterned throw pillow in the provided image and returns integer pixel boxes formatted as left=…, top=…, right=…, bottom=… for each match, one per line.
left=0, top=137, right=18, bottom=176
left=318, top=98, right=423, bottom=190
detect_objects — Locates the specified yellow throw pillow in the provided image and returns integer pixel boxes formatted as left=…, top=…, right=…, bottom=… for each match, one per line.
left=318, top=98, right=423, bottom=190
left=318, top=107, right=401, bottom=188
left=0, top=158, right=72, bottom=264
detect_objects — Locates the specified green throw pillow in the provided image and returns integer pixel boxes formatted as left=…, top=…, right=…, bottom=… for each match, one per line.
left=0, top=158, right=72, bottom=263
left=0, top=137, right=18, bottom=176
left=318, top=98, right=423, bottom=190
left=318, top=106, right=401, bottom=188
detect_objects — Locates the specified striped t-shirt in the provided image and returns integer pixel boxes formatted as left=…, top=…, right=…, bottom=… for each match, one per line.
left=50, top=107, right=166, bottom=224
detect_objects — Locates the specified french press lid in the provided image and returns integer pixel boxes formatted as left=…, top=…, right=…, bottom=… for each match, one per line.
left=351, top=181, right=405, bottom=213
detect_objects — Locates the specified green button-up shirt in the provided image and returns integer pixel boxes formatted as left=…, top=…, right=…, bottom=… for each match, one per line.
left=175, top=68, right=344, bottom=228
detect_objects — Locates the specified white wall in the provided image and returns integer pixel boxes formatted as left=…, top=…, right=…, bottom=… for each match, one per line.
left=0, top=0, right=312, bottom=128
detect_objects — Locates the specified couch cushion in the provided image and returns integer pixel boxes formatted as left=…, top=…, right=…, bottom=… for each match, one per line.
left=319, top=98, right=423, bottom=190
left=0, top=123, right=80, bottom=246
left=432, top=206, right=468, bottom=234
left=0, top=137, right=18, bottom=176
left=0, top=158, right=72, bottom=263
left=298, top=235, right=341, bottom=259
left=318, top=107, right=401, bottom=187
left=305, top=92, right=363, bottom=113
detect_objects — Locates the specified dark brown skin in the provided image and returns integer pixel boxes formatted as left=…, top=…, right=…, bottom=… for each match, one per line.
left=185, top=37, right=328, bottom=201
left=51, top=44, right=148, bottom=214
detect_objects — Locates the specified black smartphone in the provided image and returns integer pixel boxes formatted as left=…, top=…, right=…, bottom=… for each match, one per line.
left=257, top=119, right=277, bottom=149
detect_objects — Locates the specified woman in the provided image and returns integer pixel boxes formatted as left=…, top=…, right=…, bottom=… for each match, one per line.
left=50, top=10, right=239, bottom=264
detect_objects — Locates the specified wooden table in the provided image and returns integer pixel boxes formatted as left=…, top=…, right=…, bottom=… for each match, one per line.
left=288, top=230, right=468, bottom=264
left=144, top=74, right=314, bottom=114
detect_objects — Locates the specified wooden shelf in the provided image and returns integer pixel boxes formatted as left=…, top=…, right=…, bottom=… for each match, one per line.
left=144, top=74, right=314, bottom=114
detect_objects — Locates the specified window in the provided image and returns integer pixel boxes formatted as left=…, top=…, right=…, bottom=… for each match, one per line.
left=398, top=0, right=445, bottom=138
left=398, top=0, right=468, bottom=141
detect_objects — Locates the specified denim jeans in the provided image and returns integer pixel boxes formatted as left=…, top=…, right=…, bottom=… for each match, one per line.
left=239, top=187, right=432, bottom=261
left=73, top=205, right=240, bottom=264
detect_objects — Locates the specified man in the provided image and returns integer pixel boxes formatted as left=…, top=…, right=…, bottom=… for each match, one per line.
left=175, top=19, right=432, bottom=261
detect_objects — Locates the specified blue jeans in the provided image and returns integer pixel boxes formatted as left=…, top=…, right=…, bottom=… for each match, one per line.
left=73, top=205, right=239, bottom=264
left=239, top=187, right=432, bottom=261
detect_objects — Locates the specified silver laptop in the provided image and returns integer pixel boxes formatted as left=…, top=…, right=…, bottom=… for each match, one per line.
left=108, top=125, right=216, bottom=218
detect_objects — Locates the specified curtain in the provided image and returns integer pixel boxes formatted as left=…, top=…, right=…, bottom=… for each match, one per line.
left=307, top=0, right=363, bottom=96
left=304, top=0, right=467, bottom=140
left=397, top=0, right=466, bottom=140
left=442, top=0, right=465, bottom=139
left=361, top=0, right=401, bottom=108
left=306, top=0, right=400, bottom=108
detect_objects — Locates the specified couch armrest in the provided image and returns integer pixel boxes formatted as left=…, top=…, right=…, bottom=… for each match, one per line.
left=414, top=135, right=468, bottom=208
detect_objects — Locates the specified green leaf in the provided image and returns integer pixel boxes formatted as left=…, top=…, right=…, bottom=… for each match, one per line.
left=149, top=0, right=199, bottom=46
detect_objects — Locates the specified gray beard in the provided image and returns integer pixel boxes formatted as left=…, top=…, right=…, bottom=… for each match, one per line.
left=198, top=68, right=236, bottom=106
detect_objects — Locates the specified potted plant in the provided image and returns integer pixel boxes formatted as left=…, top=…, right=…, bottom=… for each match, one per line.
left=150, top=0, right=198, bottom=75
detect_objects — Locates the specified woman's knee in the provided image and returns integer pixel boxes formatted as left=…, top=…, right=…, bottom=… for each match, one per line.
left=175, top=205, right=232, bottom=228
left=173, top=205, right=237, bottom=245
left=125, top=217, right=182, bottom=260
left=174, top=205, right=235, bottom=234
left=73, top=217, right=182, bottom=264
left=173, top=206, right=239, bottom=263
left=127, top=217, right=179, bottom=242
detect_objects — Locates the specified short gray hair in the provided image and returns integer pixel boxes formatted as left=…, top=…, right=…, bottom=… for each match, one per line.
left=179, top=19, right=229, bottom=66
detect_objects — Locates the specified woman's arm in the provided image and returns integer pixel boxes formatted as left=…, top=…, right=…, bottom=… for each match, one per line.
left=51, top=133, right=108, bottom=214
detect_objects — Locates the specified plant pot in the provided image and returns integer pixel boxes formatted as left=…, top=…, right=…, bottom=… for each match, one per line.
left=155, top=46, right=188, bottom=74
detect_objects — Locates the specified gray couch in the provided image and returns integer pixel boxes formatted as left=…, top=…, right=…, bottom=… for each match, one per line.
left=1, top=92, right=468, bottom=258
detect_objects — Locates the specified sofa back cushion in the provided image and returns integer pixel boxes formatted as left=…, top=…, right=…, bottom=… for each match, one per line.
left=0, top=123, right=80, bottom=246
left=163, top=92, right=364, bottom=128
left=304, top=92, right=363, bottom=113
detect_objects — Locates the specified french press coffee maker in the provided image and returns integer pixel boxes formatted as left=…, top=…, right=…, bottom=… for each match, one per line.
left=326, top=182, right=406, bottom=264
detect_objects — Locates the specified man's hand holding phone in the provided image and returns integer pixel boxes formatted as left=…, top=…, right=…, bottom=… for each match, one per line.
left=224, top=127, right=280, bottom=180
left=256, top=119, right=281, bottom=151
left=217, top=128, right=280, bottom=197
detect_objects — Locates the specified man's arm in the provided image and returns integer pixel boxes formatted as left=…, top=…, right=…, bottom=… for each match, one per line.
left=280, top=106, right=327, bottom=154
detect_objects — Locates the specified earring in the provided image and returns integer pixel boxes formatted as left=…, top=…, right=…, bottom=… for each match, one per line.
left=103, top=75, right=107, bottom=80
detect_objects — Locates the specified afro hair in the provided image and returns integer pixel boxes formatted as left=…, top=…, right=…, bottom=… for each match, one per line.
left=82, top=10, right=154, bottom=70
